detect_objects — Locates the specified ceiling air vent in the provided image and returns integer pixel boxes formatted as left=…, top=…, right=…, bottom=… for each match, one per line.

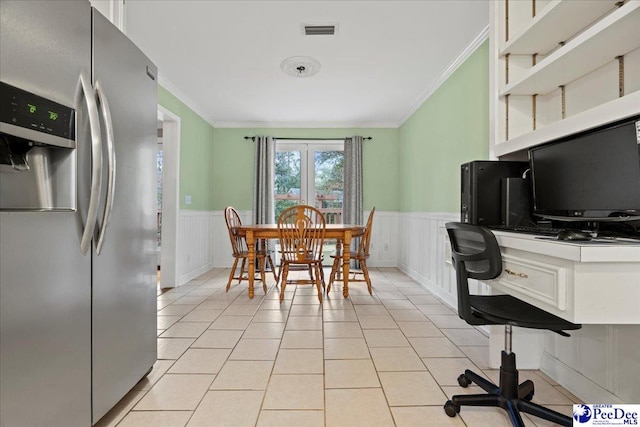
left=303, top=24, right=337, bottom=36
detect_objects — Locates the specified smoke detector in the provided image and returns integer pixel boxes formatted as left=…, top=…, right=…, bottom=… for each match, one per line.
left=280, top=56, right=321, bottom=78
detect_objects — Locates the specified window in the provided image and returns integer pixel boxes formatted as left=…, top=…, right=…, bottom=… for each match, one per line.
left=275, top=141, right=344, bottom=223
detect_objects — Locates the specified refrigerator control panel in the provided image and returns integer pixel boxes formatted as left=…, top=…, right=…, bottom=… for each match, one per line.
left=0, top=81, right=75, bottom=141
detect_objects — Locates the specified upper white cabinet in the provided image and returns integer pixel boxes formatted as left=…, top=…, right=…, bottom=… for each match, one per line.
left=490, top=0, right=640, bottom=158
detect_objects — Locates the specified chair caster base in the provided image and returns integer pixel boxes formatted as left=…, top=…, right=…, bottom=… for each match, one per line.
left=458, top=374, right=472, bottom=388
left=444, top=400, right=460, bottom=417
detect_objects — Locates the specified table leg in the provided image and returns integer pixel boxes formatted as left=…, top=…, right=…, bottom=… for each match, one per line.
left=342, top=231, right=351, bottom=298
left=335, top=240, right=343, bottom=281
left=247, top=230, right=256, bottom=298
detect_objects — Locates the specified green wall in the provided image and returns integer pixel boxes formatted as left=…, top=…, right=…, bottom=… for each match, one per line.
left=158, top=86, right=399, bottom=212
left=158, top=86, right=216, bottom=210
left=211, top=128, right=400, bottom=211
left=399, top=40, right=490, bottom=212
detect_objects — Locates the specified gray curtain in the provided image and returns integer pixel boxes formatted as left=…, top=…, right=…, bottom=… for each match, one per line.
left=344, top=136, right=364, bottom=257
left=253, top=136, right=276, bottom=225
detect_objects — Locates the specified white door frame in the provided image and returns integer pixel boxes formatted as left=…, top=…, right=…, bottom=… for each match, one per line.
left=158, top=106, right=180, bottom=288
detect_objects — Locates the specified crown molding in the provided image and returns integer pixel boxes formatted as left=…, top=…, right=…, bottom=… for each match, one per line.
left=212, top=120, right=399, bottom=129
left=159, top=25, right=488, bottom=130
left=395, top=25, right=490, bottom=127
left=158, top=74, right=217, bottom=127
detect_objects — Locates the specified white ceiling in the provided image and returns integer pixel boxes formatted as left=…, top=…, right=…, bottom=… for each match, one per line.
left=125, top=0, right=489, bottom=128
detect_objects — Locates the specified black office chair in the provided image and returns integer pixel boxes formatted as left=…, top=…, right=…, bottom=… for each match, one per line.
left=444, top=222, right=581, bottom=427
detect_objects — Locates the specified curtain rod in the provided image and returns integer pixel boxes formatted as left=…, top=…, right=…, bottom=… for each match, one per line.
left=244, top=136, right=372, bottom=141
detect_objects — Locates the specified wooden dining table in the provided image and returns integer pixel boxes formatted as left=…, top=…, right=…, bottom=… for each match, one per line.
left=233, top=223, right=365, bottom=299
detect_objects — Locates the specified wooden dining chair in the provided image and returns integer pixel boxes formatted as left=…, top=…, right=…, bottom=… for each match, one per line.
left=328, top=207, right=375, bottom=295
left=277, top=205, right=326, bottom=302
left=224, top=206, right=277, bottom=293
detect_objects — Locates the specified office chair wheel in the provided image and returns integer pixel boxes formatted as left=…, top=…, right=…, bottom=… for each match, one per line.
left=523, top=390, right=534, bottom=401
left=457, top=374, right=472, bottom=387
left=444, top=400, right=460, bottom=417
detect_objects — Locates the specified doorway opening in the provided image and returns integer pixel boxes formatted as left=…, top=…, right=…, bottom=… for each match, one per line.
left=156, top=121, right=163, bottom=286
left=157, top=107, right=180, bottom=289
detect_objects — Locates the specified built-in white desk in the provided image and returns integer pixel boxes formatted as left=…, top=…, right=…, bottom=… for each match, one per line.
left=486, top=231, right=640, bottom=325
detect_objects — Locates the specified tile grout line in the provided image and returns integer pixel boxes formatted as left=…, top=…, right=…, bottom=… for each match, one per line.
left=109, top=267, right=581, bottom=426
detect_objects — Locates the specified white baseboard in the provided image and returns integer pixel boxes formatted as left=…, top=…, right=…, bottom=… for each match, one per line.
left=178, top=263, right=215, bottom=286
left=399, top=263, right=458, bottom=310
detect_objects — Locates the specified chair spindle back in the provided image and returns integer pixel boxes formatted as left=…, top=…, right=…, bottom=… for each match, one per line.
left=277, top=205, right=326, bottom=263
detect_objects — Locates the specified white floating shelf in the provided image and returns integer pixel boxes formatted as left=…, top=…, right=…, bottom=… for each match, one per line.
left=495, top=91, right=640, bottom=157
left=500, top=2, right=640, bottom=96
left=501, top=0, right=618, bottom=56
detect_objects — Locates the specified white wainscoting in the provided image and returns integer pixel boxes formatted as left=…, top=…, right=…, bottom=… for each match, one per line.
left=397, top=212, right=467, bottom=309
left=205, top=210, right=400, bottom=269
left=176, top=210, right=216, bottom=285
left=367, top=210, right=399, bottom=268
left=396, top=211, right=492, bottom=318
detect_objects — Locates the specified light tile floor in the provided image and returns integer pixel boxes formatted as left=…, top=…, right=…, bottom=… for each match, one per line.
left=96, top=267, right=581, bottom=427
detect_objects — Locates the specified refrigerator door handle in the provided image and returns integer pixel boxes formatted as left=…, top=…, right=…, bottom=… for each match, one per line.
left=79, top=72, right=103, bottom=254
left=95, top=80, right=115, bottom=255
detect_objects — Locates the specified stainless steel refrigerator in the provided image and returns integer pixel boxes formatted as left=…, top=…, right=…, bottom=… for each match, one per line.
left=0, top=1, right=158, bottom=425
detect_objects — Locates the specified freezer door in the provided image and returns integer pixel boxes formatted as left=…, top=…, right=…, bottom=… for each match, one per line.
left=0, top=1, right=92, bottom=426
left=91, top=10, right=158, bottom=424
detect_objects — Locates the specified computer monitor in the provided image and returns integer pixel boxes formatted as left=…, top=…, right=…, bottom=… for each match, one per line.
left=529, top=116, right=640, bottom=221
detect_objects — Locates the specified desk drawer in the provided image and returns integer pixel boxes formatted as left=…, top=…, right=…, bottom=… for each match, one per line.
left=492, top=253, right=567, bottom=311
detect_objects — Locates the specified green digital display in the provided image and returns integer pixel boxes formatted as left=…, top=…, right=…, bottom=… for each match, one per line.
left=25, top=103, right=58, bottom=121
left=24, top=103, right=58, bottom=120
left=1, top=81, right=75, bottom=139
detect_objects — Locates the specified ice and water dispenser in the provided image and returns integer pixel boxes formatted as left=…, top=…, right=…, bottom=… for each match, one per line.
left=0, top=81, right=76, bottom=211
